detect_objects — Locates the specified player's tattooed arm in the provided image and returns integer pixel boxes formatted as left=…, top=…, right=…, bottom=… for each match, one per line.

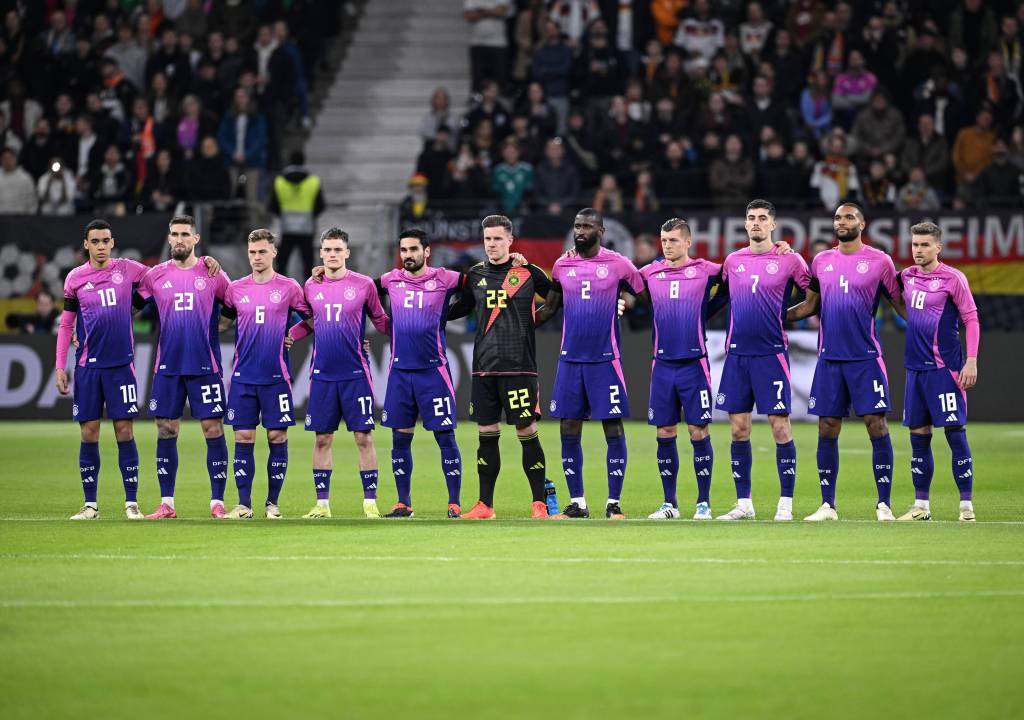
left=786, top=285, right=820, bottom=321
left=534, top=282, right=563, bottom=326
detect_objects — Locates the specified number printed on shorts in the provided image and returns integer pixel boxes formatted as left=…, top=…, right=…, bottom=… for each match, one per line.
left=773, top=380, right=784, bottom=400
left=609, top=385, right=620, bottom=405
left=699, top=389, right=710, bottom=408
left=278, top=393, right=290, bottom=413
left=939, top=393, right=958, bottom=413
left=119, top=384, right=137, bottom=404
left=507, top=388, right=530, bottom=409
left=873, top=379, right=885, bottom=399
left=174, top=292, right=194, bottom=311
left=357, top=395, right=373, bottom=415
left=433, top=396, right=452, bottom=417
left=200, top=384, right=222, bottom=404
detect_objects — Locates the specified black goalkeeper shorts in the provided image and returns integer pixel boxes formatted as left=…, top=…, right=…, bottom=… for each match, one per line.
left=470, top=375, right=541, bottom=426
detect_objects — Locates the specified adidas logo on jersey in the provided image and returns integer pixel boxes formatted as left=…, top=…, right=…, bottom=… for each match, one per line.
left=697, top=468, right=710, bottom=477
left=158, top=467, right=168, bottom=475
left=235, top=469, right=247, bottom=477
left=394, top=469, right=406, bottom=476
left=529, top=462, right=544, bottom=470
left=280, top=414, right=292, bottom=422
left=609, top=406, right=622, bottom=415
left=477, top=278, right=487, bottom=287
left=478, top=458, right=488, bottom=466
left=783, top=468, right=795, bottom=475
left=446, top=470, right=460, bottom=477
left=441, top=417, right=453, bottom=426
left=564, top=468, right=575, bottom=476
left=946, top=413, right=959, bottom=422
left=875, top=400, right=886, bottom=409
left=773, top=402, right=787, bottom=411
left=736, top=264, right=746, bottom=272
left=270, top=473, right=286, bottom=481
left=824, top=264, right=834, bottom=272
left=912, top=467, right=923, bottom=475
left=128, top=404, right=137, bottom=413
left=240, top=295, right=250, bottom=303
left=700, top=411, right=712, bottom=420
left=660, top=469, right=672, bottom=477
left=212, top=404, right=223, bottom=413
left=213, top=471, right=227, bottom=480
left=84, top=282, right=95, bottom=290
left=315, top=292, right=324, bottom=300
left=567, top=269, right=577, bottom=277
left=162, top=281, right=173, bottom=288
left=657, top=272, right=666, bottom=279
left=732, top=471, right=741, bottom=478
left=520, top=410, right=532, bottom=418
left=609, top=469, right=623, bottom=477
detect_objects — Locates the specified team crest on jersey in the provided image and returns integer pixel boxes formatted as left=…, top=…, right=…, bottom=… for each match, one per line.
left=856, top=261, right=869, bottom=274
left=765, top=261, right=780, bottom=275
left=194, top=276, right=207, bottom=290
left=808, top=396, right=816, bottom=409
left=549, top=400, right=557, bottom=412
left=929, top=279, right=940, bottom=291
left=111, top=270, right=124, bottom=284
left=269, top=289, right=283, bottom=304
left=344, top=286, right=357, bottom=301
left=227, top=408, right=235, bottom=421
left=72, top=404, right=79, bottom=417
left=647, top=408, right=654, bottom=420
left=305, top=414, right=312, bottom=426
left=425, top=279, right=437, bottom=291
left=381, top=410, right=389, bottom=423
left=716, top=393, right=726, bottom=405
left=595, top=265, right=609, bottom=279
left=508, top=273, right=521, bottom=287
left=149, top=398, right=158, bottom=411
left=684, top=266, right=697, bottom=279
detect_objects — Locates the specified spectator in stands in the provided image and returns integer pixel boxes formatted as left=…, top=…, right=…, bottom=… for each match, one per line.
left=591, top=172, right=624, bottom=214
left=709, top=133, right=754, bottom=208
left=140, top=148, right=182, bottom=212
left=1, top=79, right=42, bottom=145
left=901, top=114, right=951, bottom=195
left=675, top=0, right=725, bottom=67
left=8, top=291, right=60, bottom=334
left=976, top=138, right=1024, bottom=207
left=178, top=0, right=209, bottom=41
left=19, top=118, right=55, bottom=180
left=449, top=141, right=491, bottom=201
left=747, top=75, right=789, bottom=148
left=531, top=20, right=573, bottom=134
left=902, top=25, right=948, bottom=101
left=2, top=9, right=29, bottom=77
left=851, top=90, right=906, bottom=163
left=399, top=172, right=432, bottom=222
left=694, top=92, right=741, bottom=141
left=534, top=137, right=579, bottom=215
left=0, top=147, right=38, bottom=214
left=860, top=159, right=897, bottom=209
left=147, top=71, right=176, bottom=125
left=251, top=23, right=295, bottom=172
left=464, top=1, right=509, bottom=91
left=61, top=36, right=102, bottom=105
left=491, top=139, right=534, bottom=213
left=648, top=97, right=684, bottom=151
left=651, top=0, right=685, bottom=46
left=465, top=79, right=511, bottom=140
left=119, top=97, right=161, bottom=194
left=757, top=138, right=803, bottom=206
left=269, top=150, right=325, bottom=279
left=105, top=22, right=147, bottom=93
left=998, top=15, right=1022, bottom=84
left=176, top=94, right=214, bottom=160
left=518, top=82, right=558, bottom=138
left=563, top=107, right=600, bottom=188
left=573, top=18, right=626, bottom=117
left=470, top=118, right=497, bottom=171
left=739, top=2, right=773, bottom=61
left=186, top=136, right=232, bottom=201
left=217, top=87, right=268, bottom=203
left=896, top=166, right=942, bottom=212
left=40, top=10, right=76, bottom=60
left=1009, top=124, right=1024, bottom=171
left=146, top=25, right=192, bottom=97
left=633, top=168, right=659, bottom=211
left=766, top=29, right=804, bottom=105
left=36, top=157, right=76, bottom=215
left=192, top=60, right=226, bottom=118
left=654, top=139, right=694, bottom=204
left=98, top=57, right=137, bottom=123
left=273, top=21, right=311, bottom=129
left=508, top=115, right=544, bottom=165
left=952, top=106, right=996, bottom=200
left=949, top=0, right=998, bottom=69
left=831, top=49, right=876, bottom=129
left=419, top=88, right=458, bottom=150
left=71, top=113, right=103, bottom=202
left=811, top=129, right=859, bottom=209
left=800, top=69, right=833, bottom=139
left=549, top=0, right=602, bottom=47
left=416, top=126, right=455, bottom=198
left=91, top=143, right=131, bottom=213
left=972, top=51, right=1023, bottom=131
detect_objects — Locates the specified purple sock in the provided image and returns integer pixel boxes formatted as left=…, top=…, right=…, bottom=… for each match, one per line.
left=691, top=436, right=713, bottom=505
left=206, top=435, right=229, bottom=501
left=945, top=429, right=973, bottom=500
left=656, top=436, right=678, bottom=506
left=606, top=433, right=627, bottom=501
left=435, top=431, right=461, bottom=505
left=360, top=469, right=378, bottom=500
left=313, top=469, right=331, bottom=500
left=817, top=437, right=838, bottom=507
left=117, top=439, right=139, bottom=503
left=871, top=434, right=893, bottom=506
left=392, top=430, right=413, bottom=506
left=234, top=441, right=255, bottom=507
left=730, top=440, right=752, bottom=499
left=267, top=441, right=287, bottom=505
left=79, top=441, right=100, bottom=503
left=156, top=437, right=178, bottom=498
left=910, top=433, right=934, bottom=500
left=776, top=440, right=797, bottom=498
left=560, top=433, right=584, bottom=498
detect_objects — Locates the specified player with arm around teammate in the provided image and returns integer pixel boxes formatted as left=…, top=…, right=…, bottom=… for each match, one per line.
left=286, top=228, right=391, bottom=519
left=897, top=222, right=979, bottom=522
left=219, top=229, right=312, bottom=519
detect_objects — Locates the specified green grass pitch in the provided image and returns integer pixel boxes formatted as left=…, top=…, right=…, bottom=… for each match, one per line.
left=2, top=420, right=1022, bottom=719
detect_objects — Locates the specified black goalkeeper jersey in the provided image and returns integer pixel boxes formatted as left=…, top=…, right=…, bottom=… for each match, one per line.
left=449, top=260, right=552, bottom=376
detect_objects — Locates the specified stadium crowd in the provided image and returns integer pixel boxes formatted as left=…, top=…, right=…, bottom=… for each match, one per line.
left=0, top=0, right=340, bottom=216
left=411, top=0, right=1024, bottom=216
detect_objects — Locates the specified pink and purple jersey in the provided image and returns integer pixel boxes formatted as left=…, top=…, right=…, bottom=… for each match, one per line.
left=379, top=266, right=466, bottom=370
left=305, top=271, right=389, bottom=381
left=224, top=273, right=311, bottom=385
left=62, top=258, right=148, bottom=368
left=641, top=258, right=722, bottom=360
left=901, top=263, right=979, bottom=371
left=810, top=245, right=899, bottom=360
left=138, top=260, right=230, bottom=376
left=552, top=247, right=645, bottom=362
left=723, top=248, right=810, bottom=356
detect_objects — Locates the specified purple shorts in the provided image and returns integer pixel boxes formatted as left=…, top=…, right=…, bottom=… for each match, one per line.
left=227, top=380, right=295, bottom=429
left=648, top=357, right=713, bottom=427
left=382, top=365, right=457, bottom=431
left=72, top=364, right=140, bottom=422
left=550, top=360, right=629, bottom=420
left=903, top=368, right=967, bottom=428
left=149, top=373, right=226, bottom=419
left=809, top=357, right=890, bottom=417
left=305, top=377, right=376, bottom=433
left=716, top=352, right=793, bottom=415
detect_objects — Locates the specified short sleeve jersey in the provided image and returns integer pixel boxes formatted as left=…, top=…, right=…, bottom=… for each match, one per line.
left=379, top=266, right=465, bottom=370
left=138, top=260, right=231, bottom=375
left=305, top=271, right=389, bottom=381
left=224, top=273, right=311, bottom=384
left=62, top=258, right=149, bottom=368
left=641, top=258, right=722, bottom=361
left=722, top=248, right=811, bottom=355
left=552, top=247, right=645, bottom=362
left=901, top=263, right=977, bottom=371
left=810, top=245, right=899, bottom=360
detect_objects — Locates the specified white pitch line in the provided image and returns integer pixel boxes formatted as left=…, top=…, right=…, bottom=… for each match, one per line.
left=2, top=589, right=1023, bottom=609
left=2, top=517, right=1023, bottom=525
left=2, top=553, right=1022, bottom=567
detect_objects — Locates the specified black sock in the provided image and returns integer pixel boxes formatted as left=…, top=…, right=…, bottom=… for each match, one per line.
left=519, top=431, right=547, bottom=503
left=477, top=432, right=501, bottom=507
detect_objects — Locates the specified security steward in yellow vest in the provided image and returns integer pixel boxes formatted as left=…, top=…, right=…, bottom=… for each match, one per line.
left=268, top=150, right=326, bottom=279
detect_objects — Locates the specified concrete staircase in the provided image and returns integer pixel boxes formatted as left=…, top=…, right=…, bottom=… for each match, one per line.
left=306, top=0, right=471, bottom=274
